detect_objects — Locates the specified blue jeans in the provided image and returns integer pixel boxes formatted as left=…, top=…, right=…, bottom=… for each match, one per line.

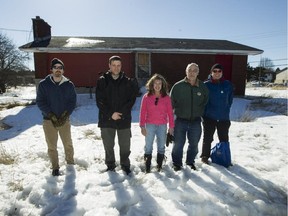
left=144, top=124, right=167, bottom=155
left=172, top=118, right=202, bottom=166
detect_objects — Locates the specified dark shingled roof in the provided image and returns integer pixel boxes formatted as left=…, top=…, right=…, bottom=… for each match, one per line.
left=19, top=36, right=263, bottom=55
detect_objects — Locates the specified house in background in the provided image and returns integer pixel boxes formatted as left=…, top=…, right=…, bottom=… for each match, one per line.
left=274, top=68, right=288, bottom=86
left=261, top=69, right=275, bottom=82
left=19, top=16, right=263, bottom=95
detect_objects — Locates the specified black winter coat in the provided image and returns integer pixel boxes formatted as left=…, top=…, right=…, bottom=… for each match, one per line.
left=96, top=71, right=137, bottom=129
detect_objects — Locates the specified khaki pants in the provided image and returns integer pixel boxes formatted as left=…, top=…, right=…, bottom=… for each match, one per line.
left=43, top=119, right=74, bottom=169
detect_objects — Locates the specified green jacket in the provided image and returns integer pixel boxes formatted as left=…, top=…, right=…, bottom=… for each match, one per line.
left=170, top=77, right=209, bottom=121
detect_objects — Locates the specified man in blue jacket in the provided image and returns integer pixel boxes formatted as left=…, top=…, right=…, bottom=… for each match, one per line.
left=36, top=58, right=77, bottom=176
left=200, top=63, right=234, bottom=164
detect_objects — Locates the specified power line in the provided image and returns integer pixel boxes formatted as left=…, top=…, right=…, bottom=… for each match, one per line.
left=249, top=58, right=288, bottom=63
left=273, top=64, right=288, bottom=67
left=0, top=27, right=30, bottom=33
left=226, top=30, right=287, bottom=41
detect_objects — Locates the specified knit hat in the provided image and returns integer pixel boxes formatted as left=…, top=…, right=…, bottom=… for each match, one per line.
left=211, top=63, right=223, bottom=72
left=51, top=58, right=64, bottom=69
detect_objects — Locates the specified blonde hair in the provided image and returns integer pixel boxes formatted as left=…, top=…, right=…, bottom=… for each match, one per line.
left=145, top=73, right=169, bottom=97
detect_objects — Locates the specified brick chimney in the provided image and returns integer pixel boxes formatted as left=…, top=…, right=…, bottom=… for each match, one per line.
left=32, top=16, right=51, bottom=42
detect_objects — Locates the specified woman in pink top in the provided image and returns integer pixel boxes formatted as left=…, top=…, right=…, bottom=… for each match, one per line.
left=140, top=74, right=174, bottom=173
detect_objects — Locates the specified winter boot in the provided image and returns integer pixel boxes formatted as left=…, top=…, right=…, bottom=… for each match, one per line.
left=144, top=154, right=152, bottom=173
left=156, top=153, right=165, bottom=172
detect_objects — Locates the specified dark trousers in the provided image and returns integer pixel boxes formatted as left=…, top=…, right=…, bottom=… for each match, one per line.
left=101, top=128, right=131, bottom=168
left=201, top=118, right=231, bottom=158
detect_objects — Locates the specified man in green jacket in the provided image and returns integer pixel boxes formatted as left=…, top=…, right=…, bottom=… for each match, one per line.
left=170, top=63, right=209, bottom=171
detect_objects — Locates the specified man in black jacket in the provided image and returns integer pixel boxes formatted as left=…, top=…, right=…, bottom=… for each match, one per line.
left=96, top=56, right=138, bottom=175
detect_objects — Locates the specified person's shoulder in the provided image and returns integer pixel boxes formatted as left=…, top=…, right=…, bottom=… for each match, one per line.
left=97, top=73, right=110, bottom=85
left=198, top=79, right=208, bottom=87
left=122, top=73, right=133, bottom=82
left=67, top=80, right=75, bottom=86
left=163, top=94, right=172, bottom=101
left=204, top=79, right=211, bottom=84
left=177, top=78, right=186, bottom=84
left=39, top=75, right=51, bottom=85
left=222, top=80, right=233, bottom=88
left=142, top=93, right=150, bottom=101
left=223, top=79, right=232, bottom=84
left=198, top=80, right=209, bottom=93
left=98, top=75, right=106, bottom=82
left=101, top=71, right=110, bottom=79
left=172, top=79, right=185, bottom=88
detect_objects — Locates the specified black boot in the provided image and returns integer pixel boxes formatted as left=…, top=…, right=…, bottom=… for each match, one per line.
left=156, top=153, right=165, bottom=172
left=144, top=154, right=152, bottom=173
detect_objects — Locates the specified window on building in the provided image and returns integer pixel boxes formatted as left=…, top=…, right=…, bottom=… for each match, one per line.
left=136, top=53, right=150, bottom=79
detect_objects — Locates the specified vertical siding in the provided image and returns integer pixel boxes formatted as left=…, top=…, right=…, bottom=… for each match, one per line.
left=34, top=53, right=49, bottom=79
left=34, top=52, right=247, bottom=95
left=34, top=53, right=135, bottom=87
left=151, top=53, right=223, bottom=90
left=215, top=55, right=233, bottom=81
left=231, top=55, right=247, bottom=95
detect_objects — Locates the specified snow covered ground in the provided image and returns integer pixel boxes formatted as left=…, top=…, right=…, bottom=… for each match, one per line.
left=0, top=85, right=287, bottom=216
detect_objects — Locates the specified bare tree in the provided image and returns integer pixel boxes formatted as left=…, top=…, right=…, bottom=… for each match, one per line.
left=259, top=57, right=274, bottom=71
left=0, top=33, right=30, bottom=93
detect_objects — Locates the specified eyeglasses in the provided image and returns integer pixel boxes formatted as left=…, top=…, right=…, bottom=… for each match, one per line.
left=52, top=66, right=63, bottom=70
left=212, top=69, right=222, bottom=73
left=155, top=97, right=159, bottom=105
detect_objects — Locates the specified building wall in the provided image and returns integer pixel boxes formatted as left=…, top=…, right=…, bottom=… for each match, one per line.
left=231, top=55, right=247, bottom=95
left=34, top=53, right=136, bottom=87
left=34, top=53, right=49, bottom=79
left=34, top=52, right=248, bottom=95
left=275, top=69, right=288, bottom=85
left=150, top=53, right=247, bottom=95
left=151, top=53, right=215, bottom=90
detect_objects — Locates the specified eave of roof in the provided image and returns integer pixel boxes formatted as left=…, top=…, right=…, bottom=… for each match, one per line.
left=19, top=36, right=264, bottom=56
left=19, top=47, right=262, bottom=55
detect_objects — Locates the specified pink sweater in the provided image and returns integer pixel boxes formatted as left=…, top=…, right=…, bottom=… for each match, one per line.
left=139, top=93, right=174, bottom=128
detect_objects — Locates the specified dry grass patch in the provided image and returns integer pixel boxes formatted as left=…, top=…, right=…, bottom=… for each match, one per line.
left=83, top=129, right=101, bottom=140
left=0, top=101, right=36, bottom=111
left=271, top=86, right=287, bottom=90
left=237, top=110, right=256, bottom=122
left=0, top=121, right=12, bottom=130
left=8, top=180, right=24, bottom=192
left=0, top=144, right=17, bottom=165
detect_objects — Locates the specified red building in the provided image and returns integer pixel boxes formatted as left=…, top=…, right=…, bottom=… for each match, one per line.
left=20, top=16, right=263, bottom=95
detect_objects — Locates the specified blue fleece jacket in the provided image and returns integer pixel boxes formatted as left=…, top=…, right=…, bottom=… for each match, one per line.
left=203, top=78, right=233, bottom=121
left=36, top=75, right=77, bottom=118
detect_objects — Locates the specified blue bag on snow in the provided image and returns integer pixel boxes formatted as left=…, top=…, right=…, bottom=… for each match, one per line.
left=210, top=142, right=232, bottom=168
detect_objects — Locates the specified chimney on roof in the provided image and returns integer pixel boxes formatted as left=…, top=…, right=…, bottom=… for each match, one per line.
left=32, top=16, right=51, bottom=42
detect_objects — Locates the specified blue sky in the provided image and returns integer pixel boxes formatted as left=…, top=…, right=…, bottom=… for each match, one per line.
left=0, top=0, right=287, bottom=70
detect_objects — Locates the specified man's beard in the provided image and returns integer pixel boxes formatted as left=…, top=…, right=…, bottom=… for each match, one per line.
left=54, top=72, right=62, bottom=77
